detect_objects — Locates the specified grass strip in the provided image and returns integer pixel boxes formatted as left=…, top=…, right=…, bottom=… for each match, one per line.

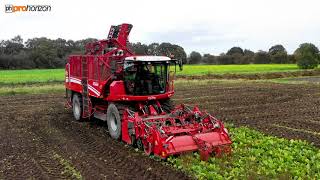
left=0, top=83, right=64, bottom=96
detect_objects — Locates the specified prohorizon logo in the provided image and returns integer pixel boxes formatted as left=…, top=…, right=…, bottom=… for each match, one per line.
left=5, top=4, right=52, bottom=13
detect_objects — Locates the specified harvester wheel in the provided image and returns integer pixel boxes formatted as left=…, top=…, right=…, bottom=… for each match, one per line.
left=161, top=99, right=175, bottom=113
left=106, top=103, right=122, bottom=140
left=72, top=93, right=82, bottom=121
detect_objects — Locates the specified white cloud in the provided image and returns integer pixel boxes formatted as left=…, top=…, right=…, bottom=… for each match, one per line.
left=0, top=0, right=319, bottom=55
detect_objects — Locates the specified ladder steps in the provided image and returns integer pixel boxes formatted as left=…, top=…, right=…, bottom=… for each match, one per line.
left=81, top=57, right=91, bottom=119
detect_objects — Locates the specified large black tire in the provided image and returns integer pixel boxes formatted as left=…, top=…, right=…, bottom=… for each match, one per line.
left=106, top=103, right=123, bottom=140
left=161, top=99, right=175, bottom=113
left=72, top=93, right=82, bottom=121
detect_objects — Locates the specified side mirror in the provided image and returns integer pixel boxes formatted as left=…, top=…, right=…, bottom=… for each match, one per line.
left=178, top=60, right=183, bottom=71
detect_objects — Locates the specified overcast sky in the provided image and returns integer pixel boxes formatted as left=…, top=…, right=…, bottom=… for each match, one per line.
left=1, top=0, right=319, bottom=55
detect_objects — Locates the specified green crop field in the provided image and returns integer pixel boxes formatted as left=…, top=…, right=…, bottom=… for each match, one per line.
left=176, top=64, right=300, bottom=75
left=0, top=69, right=64, bottom=84
left=0, top=64, right=304, bottom=84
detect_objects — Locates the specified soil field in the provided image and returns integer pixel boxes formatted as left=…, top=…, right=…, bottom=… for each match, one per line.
left=178, top=69, right=320, bottom=80
left=0, top=95, right=189, bottom=179
left=0, top=82, right=319, bottom=178
left=174, top=82, right=320, bottom=147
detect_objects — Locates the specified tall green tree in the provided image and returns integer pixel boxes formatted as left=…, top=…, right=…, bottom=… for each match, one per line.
left=147, top=43, right=160, bottom=55
left=241, top=49, right=255, bottom=64
left=268, top=44, right=288, bottom=63
left=3, top=35, right=24, bottom=55
left=216, top=53, right=232, bottom=64
left=268, top=44, right=286, bottom=55
left=26, top=38, right=60, bottom=68
left=226, top=47, right=244, bottom=56
left=202, top=54, right=216, bottom=64
left=254, top=51, right=271, bottom=64
left=157, top=43, right=187, bottom=64
left=226, top=47, right=245, bottom=64
left=188, top=51, right=202, bottom=64
left=294, top=43, right=319, bottom=69
left=128, top=42, right=148, bottom=55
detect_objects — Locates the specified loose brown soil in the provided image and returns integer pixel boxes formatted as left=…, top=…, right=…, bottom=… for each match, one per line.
left=0, top=95, right=190, bottom=179
left=174, top=82, right=320, bottom=147
left=0, top=81, right=319, bottom=178
left=177, top=69, right=320, bottom=80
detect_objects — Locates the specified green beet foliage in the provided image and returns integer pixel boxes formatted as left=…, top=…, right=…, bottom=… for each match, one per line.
left=168, top=125, right=320, bottom=179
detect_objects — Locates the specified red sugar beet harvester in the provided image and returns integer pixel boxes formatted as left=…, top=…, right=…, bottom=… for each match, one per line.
left=65, top=23, right=232, bottom=161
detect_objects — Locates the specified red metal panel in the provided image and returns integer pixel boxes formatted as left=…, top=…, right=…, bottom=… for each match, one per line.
left=106, top=80, right=174, bottom=101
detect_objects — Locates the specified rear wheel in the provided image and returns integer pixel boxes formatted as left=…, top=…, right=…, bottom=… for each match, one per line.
left=106, top=103, right=123, bottom=140
left=72, top=93, right=82, bottom=121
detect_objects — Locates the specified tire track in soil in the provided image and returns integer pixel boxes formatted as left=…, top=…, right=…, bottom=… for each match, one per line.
left=46, top=107, right=188, bottom=179
left=0, top=132, right=68, bottom=179
left=0, top=106, right=73, bottom=179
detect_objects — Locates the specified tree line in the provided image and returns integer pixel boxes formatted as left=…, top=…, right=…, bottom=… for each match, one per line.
left=131, top=42, right=319, bottom=69
left=0, top=35, right=319, bottom=69
left=0, top=36, right=97, bottom=69
left=0, top=36, right=186, bottom=69
left=187, top=43, right=319, bottom=69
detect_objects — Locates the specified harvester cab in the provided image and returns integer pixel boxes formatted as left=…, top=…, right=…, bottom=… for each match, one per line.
left=65, top=23, right=232, bottom=161
left=123, top=56, right=176, bottom=96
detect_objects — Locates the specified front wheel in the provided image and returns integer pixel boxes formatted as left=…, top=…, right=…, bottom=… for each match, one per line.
left=106, top=103, right=122, bottom=140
